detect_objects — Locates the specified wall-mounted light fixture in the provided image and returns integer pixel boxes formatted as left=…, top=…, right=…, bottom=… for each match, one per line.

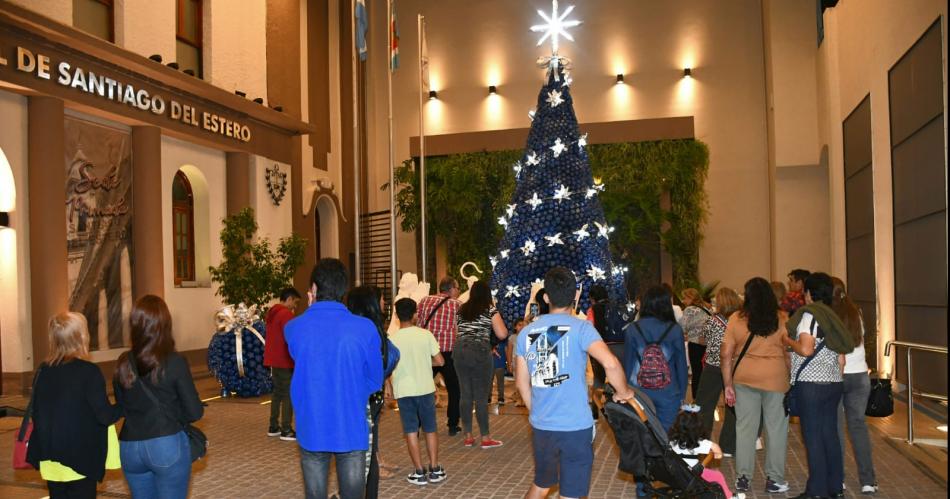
left=166, top=62, right=179, bottom=70
left=253, top=97, right=264, bottom=104
left=183, top=69, right=196, bottom=77
left=149, top=54, right=163, bottom=63
left=0, top=212, right=9, bottom=228
left=683, top=67, right=692, bottom=78
left=235, top=90, right=247, bottom=98
left=616, top=74, right=624, bottom=84
left=428, top=90, right=438, bottom=100
left=488, top=85, right=497, bottom=95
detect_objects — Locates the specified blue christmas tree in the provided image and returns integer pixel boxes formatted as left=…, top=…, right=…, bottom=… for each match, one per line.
left=489, top=62, right=626, bottom=325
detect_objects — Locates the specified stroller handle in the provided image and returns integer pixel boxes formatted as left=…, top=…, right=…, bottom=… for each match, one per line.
left=604, top=383, right=649, bottom=423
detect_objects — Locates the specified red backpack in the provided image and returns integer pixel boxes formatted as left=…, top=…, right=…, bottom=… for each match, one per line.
left=633, top=322, right=675, bottom=389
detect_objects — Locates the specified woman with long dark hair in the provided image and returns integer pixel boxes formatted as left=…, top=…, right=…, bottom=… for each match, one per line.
left=114, top=295, right=203, bottom=499
left=26, top=312, right=122, bottom=499
left=623, top=285, right=687, bottom=430
left=831, top=277, right=878, bottom=494
left=720, top=278, right=790, bottom=494
left=454, top=281, right=508, bottom=448
left=346, top=285, right=391, bottom=497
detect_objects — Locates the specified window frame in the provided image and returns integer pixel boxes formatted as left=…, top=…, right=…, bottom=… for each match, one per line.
left=74, top=0, right=115, bottom=42
left=172, top=170, right=197, bottom=286
left=176, top=0, right=203, bottom=78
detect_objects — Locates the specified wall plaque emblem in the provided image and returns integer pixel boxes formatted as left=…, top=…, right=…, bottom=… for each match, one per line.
left=265, top=164, right=287, bottom=206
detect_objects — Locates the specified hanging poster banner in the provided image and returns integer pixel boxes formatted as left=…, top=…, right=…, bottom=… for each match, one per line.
left=65, top=116, right=133, bottom=351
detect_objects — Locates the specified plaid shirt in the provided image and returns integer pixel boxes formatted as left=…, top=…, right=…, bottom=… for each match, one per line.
left=416, top=293, right=460, bottom=352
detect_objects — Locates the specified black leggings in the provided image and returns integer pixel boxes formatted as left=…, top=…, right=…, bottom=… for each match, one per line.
left=688, top=342, right=706, bottom=400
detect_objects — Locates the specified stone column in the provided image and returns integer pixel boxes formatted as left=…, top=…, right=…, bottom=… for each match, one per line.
left=27, top=96, right=67, bottom=368
left=131, top=126, right=165, bottom=299
left=226, top=151, right=252, bottom=216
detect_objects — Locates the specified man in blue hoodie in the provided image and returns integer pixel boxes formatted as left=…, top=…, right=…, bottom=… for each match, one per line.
left=285, top=259, right=383, bottom=499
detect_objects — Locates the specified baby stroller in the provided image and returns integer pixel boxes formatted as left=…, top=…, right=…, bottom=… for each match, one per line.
left=602, top=386, right=726, bottom=498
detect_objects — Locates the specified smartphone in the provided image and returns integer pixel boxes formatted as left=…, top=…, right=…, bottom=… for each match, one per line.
left=529, top=303, right=539, bottom=318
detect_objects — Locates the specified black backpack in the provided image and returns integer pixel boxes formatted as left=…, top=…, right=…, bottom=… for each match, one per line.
left=594, top=300, right=631, bottom=343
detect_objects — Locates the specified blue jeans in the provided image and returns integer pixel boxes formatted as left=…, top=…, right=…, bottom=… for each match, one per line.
left=300, top=448, right=366, bottom=499
left=798, top=382, right=844, bottom=497
left=120, top=431, right=192, bottom=499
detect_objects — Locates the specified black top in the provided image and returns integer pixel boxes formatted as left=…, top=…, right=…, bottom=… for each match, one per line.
left=113, top=352, right=204, bottom=441
left=26, top=359, right=122, bottom=481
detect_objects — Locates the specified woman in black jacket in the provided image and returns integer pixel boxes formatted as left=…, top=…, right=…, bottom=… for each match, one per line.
left=113, top=295, right=204, bottom=499
left=27, top=311, right=122, bottom=498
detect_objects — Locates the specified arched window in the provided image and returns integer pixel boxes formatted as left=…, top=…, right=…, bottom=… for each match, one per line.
left=172, top=170, right=196, bottom=285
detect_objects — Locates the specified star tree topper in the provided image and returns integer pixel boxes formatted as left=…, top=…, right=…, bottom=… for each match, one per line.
left=530, top=0, right=581, bottom=56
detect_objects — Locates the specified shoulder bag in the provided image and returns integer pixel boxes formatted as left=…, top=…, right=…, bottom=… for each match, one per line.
left=783, top=341, right=826, bottom=417
left=12, top=366, right=42, bottom=470
left=724, top=332, right=755, bottom=415
left=130, top=355, right=208, bottom=462
left=422, top=296, right=452, bottom=329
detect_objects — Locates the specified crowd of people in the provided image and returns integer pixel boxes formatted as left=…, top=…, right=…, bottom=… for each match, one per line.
left=22, top=258, right=880, bottom=499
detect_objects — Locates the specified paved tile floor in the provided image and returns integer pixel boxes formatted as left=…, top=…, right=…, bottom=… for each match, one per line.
left=0, top=377, right=945, bottom=498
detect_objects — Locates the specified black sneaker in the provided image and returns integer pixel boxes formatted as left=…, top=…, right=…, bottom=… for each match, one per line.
left=447, top=426, right=461, bottom=437
left=765, top=478, right=789, bottom=493
left=428, top=465, right=446, bottom=483
left=267, top=426, right=280, bottom=437
left=407, top=469, right=428, bottom=486
left=497, top=399, right=506, bottom=406
left=735, top=475, right=750, bottom=492
left=279, top=429, right=297, bottom=441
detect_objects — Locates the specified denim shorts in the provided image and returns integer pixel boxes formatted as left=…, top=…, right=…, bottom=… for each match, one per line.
left=397, top=393, right=437, bottom=434
left=531, top=426, right=594, bottom=498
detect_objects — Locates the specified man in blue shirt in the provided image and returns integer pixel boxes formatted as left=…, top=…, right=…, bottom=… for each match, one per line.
left=516, top=266, right=634, bottom=499
left=285, top=258, right=383, bottom=499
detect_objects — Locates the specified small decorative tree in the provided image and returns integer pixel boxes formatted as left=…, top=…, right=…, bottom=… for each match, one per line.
left=208, top=207, right=306, bottom=311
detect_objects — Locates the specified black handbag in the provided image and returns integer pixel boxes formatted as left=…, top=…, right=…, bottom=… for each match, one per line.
left=784, top=341, right=825, bottom=417
left=865, top=377, right=894, bottom=417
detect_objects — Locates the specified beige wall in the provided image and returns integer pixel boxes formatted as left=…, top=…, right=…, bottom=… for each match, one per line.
left=364, top=0, right=772, bottom=290
left=6, top=0, right=70, bottom=25
left=763, top=0, right=831, bottom=279
left=0, top=90, right=33, bottom=372
left=161, top=135, right=227, bottom=354
left=817, top=0, right=948, bottom=375
left=204, top=0, right=268, bottom=102
left=249, top=155, right=294, bottom=242
left=114, top=0, right=176, bottom=62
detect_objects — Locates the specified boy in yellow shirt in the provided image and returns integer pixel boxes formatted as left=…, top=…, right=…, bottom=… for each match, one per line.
left=388, top=298, right=446, bottom=486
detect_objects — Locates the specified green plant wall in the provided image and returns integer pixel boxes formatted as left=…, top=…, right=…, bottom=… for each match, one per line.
left=393, top=139, right=709, bottom=291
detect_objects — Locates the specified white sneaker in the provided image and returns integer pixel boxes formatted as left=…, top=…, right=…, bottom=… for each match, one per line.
left=861, top=484, right=879, bottom=494
left=755, top=437, right=763, bottom=450
left=734, top=494, right=746, bottom=499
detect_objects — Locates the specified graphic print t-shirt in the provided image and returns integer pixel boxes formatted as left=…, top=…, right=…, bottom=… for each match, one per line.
left=516, top=313, right=601, bottom=431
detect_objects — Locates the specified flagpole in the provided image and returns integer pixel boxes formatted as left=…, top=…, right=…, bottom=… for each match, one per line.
left=352, top=0, right=362, bottom=285
left=387, top=0, right=398, bottom=299
left=417, top=14, right=427, bottom=283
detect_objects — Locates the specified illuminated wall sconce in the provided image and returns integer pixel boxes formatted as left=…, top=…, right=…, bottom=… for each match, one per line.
left=615, top=74, right=624, bottom=84
left=428, top=90, right=438, bottom=100
left=488, top=85, right=498, bottom=95
left=0, top=212, right=9, bottom=228
left=683, top=67, right=692, bottom=78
